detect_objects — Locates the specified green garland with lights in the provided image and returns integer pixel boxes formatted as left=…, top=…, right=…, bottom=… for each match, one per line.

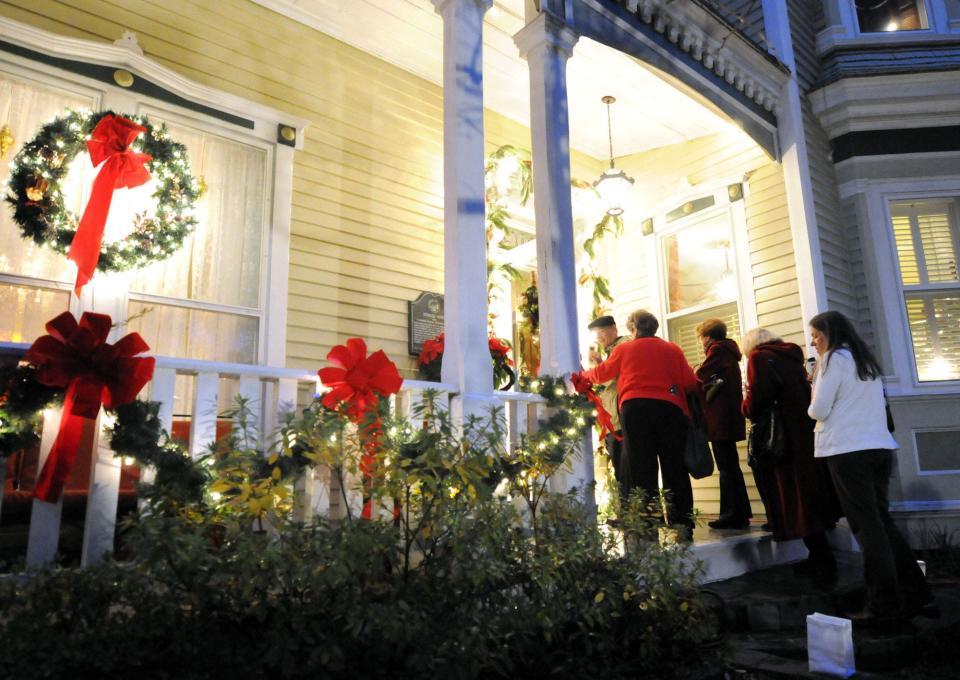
left=5, top=108, right=198, bottom=273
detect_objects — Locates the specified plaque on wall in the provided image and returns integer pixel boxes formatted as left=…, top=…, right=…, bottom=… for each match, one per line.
left=408, top=292, right=444, bottom=356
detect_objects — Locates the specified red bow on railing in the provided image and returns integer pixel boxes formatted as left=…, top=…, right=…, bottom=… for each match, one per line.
left=24, top=312, right=155, bottom=502
left=69, top=114, right=153, bottom=296
left=318, top=338, right=403, bottom=519
left=570, top=371, right=622, bottom=442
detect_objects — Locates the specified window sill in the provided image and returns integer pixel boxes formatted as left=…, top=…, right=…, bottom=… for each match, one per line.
left=816, top=26, right=960, bottom=56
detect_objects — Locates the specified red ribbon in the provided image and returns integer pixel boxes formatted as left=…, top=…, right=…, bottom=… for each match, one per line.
left=69, top=115, right=153, bottom=296
left=24, top=312, right=155, bottom=503
left=318, top=338, right=403, bottom=519
left=571, top=371, right=623, bottom=442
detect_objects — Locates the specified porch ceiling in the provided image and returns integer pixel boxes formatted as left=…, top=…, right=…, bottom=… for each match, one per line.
left=251, top=0, right=739, bottom=159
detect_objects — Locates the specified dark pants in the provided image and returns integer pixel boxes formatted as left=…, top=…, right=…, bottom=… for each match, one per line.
left=620, top=398, right=692, bottom=528
left=826, top=449, right=931, bottom=616
left=712, top=440, right=752, bottom=523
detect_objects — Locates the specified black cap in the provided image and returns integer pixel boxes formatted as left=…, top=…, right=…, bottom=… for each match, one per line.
left=588, top=315, right=616, bottom=330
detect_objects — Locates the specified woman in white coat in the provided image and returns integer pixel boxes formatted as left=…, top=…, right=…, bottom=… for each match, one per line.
left=807, top=311, right=934, bottom=627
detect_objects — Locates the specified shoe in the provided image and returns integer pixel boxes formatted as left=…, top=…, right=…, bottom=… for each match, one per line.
left=708, top=517, right=750, bottom=530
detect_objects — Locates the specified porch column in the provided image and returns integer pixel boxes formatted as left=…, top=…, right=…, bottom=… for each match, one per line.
left=431, top=0, right=495, bottom=415
left=515, top=11, right=594, bottom=510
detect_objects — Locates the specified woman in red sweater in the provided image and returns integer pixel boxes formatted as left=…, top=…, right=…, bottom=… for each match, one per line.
left=580, top=309, right=698, bottom=532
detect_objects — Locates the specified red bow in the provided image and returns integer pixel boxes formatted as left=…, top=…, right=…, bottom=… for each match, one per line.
left=318, top=338, right=403, bottom=520
left=69, top=115, right=153, bottom=296
left=571, top=371, right=622, bottom=442
left=24, top=312, right=155, bottom=502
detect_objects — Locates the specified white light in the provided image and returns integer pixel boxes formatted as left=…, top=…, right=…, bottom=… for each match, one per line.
left=210, top=491, right=222, bottom=501
left=712, top=272, right=738, bottom=300
left=921, top=356, right=958, bottom=382
left=594, top=168, right=634, bottom=217
left=885, top=21, right=899, bottom=31
left=123, top=456, right=136, bottom=466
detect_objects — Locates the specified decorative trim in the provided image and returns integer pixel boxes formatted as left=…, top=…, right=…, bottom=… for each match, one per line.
left=832, top=125, right=960, bottom=163
left=580, top=0, right=789, bottom=115
left=0, top=17, right=309, bottom=149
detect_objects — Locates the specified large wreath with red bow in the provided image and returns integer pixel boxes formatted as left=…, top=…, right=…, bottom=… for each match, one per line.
left=6, top=109, right=198, bottom=293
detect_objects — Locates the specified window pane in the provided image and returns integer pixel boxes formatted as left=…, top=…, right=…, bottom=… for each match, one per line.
left=891, top=200, right=959, bottom=285
left=128, top=123, right=266, bottom=309
left=667, top=302, right=741, bottom=368
left=127, top=301, right=258, bottom=364
left=663, top=214, right=737, bottom=313
left=905, top=293, right=960, bottom=382
left=856, top=0, right=927, bottom=32
left=0, top=283, right=70, bottom=343
left=0, top=73, right=92, bottom=282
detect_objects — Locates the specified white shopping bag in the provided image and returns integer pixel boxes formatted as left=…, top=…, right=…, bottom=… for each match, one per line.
left=807, top=613, right=855, bottom=678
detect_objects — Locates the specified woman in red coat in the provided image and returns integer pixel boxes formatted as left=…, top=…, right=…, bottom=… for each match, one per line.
left=695, top=318, right=750, bottom=529
left=579, top=310, right=698, bottom=533
left=741, top=327, right=840, bottom=585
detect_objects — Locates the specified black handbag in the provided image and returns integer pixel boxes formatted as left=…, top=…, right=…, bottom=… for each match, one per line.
left=684, top=394, right=715, bottom=479
left=747, top=359, right=790, bottom=467
left=747, top=405, right=789, bottom=466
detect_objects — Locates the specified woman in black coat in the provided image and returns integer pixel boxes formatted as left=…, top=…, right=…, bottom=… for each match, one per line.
left=695, top=319, right=750, bottom=529
left=741, top=327, right=840, bottom=586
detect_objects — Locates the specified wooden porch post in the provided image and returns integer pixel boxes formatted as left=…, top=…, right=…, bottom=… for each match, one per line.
left=515, top=9, right=595, bottom=514
left=431, top=0, right=496, bottom=420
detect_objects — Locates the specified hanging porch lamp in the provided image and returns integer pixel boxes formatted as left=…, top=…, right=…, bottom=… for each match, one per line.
left=593, top=95, right=634, bottom=217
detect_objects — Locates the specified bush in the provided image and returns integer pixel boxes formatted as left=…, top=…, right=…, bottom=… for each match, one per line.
left=0, top=389, right=717, bottom=679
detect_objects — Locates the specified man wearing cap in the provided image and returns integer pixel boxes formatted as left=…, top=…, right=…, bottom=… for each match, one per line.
left=587, top=315, right=631, bottom=501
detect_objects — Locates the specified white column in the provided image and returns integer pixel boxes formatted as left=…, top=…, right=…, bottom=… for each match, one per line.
left=762, top=0, right=828, bottom=332
left=515, top=11, right=594, bottom=512
left=432, top=0, right=495, bottom=416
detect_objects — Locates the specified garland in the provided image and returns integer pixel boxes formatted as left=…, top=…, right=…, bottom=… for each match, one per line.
left=5, top=108, right=198, bottom=276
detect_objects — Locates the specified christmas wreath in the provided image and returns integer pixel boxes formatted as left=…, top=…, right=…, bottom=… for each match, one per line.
left=6, top=109, right=198, bottom=293
left=416, top=332, right=516, bottom=390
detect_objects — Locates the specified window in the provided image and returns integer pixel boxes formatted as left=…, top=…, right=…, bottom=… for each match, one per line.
left=660, top=210, right=742, bottom=366
left=856, top=0, right=928, bottom=33
left=890, top=198, right=960, bottom=382
left=0, top=65, right=274, bottom=365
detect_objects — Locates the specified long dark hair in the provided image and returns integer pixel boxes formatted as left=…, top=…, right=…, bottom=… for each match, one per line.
left=809, top=311, right=883, bottom=381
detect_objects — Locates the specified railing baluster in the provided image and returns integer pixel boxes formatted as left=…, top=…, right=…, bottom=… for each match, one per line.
left=144, top=367, right=177, bottom=487
left=25, top=407, right=65, bottom=567
left=190, top=372, right=220, bottom=459
left=80, top=409, right=122, bottom=566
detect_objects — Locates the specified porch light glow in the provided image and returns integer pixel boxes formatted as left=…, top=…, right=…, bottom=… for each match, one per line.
left=593, top=96, right=635, bottom=217
left=885, top=20, right=899, bottom=31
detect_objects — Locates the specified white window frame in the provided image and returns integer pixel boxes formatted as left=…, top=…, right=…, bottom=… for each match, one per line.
left=843, top=174, right=960, bottom=395
left=818, top=0, right=959, bottom=53
left=647, top=180, right=759, bottom=348
left=0, top=17, right=307, bottom=366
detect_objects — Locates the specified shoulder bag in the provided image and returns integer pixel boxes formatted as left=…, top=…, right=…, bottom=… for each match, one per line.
left=684, top=393, right=715, bottom=479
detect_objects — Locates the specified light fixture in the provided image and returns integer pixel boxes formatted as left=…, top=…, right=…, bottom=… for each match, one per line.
left=885, top=20, right=899, bottom=31
left=593, top=95, right=634, bottom=217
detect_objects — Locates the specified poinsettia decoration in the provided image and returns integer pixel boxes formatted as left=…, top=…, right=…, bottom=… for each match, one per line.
left=416, top=332, right=515, bottom=390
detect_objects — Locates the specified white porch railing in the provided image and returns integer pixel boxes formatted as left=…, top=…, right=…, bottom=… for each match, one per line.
left=0, top=342, right=545, bottom=568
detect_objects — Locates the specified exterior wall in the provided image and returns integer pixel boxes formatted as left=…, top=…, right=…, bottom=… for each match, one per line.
left=0, top=0, right=605, bottom=379
left=606, top=129, right=802, bottom=516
